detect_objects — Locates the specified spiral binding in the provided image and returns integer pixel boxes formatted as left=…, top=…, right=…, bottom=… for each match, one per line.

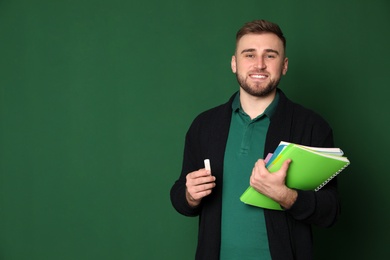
left=314, top=162, right=350, bottom=191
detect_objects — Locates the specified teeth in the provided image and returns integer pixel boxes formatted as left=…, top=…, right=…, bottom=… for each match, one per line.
left=251, top=74, right=267, bottom=79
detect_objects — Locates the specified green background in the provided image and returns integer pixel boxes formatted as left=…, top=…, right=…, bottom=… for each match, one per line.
left=1, top=0, right=389, bottom=259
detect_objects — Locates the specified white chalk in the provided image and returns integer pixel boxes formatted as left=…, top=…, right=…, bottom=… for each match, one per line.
left=204, top=159, right=211, bottom=171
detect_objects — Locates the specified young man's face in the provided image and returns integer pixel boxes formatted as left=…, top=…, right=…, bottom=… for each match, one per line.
left=231, top=33, right=288, bottom=97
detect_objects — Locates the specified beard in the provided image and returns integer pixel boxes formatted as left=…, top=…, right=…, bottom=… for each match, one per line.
left=235, top=73, right=280, bottom=97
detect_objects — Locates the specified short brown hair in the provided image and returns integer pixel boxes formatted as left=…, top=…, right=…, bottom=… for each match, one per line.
left=236, top=20, right=286, bottom=50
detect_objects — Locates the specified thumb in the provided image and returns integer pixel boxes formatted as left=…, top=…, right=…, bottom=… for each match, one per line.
left=280, top=159, right=292, bottom=173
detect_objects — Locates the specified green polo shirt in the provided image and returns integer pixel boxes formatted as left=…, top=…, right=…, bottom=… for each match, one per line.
left=220, top=92, right=279, bottom=260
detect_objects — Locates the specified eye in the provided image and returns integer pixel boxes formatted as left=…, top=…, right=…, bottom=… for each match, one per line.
left=265, top=54, right=276, bottom=59
left=245, top=54, right=255, bottom=58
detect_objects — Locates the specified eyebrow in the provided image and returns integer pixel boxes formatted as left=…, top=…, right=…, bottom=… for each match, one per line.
left=240, top=48, right=280, bottom=55
left=240, top=48, right=256, bottom=54
left=265, top=49, right=280, bottom=55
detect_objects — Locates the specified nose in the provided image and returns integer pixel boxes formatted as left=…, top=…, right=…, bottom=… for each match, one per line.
left=254, top=57, right=266, bottom=70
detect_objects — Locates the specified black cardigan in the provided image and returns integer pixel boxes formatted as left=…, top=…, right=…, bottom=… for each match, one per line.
left=170, top=89, right=340, bottom=260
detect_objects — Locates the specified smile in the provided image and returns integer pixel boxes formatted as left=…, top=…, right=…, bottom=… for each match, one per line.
left=249, top=74, right=268, bottom=79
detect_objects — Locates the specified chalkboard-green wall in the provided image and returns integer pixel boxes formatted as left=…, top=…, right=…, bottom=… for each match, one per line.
left=1, top=0, right=389, bottom=259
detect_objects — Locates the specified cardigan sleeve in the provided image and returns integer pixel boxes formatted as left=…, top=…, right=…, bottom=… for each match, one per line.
left=286, top=178, right=340, bottom=227
left=170, top=96, right=233, bottom=219
left=287, top=116, right=340, bottom=227
left=266, top=90, right=341, bottom=228
left=170, top=118, right=203, bottom=217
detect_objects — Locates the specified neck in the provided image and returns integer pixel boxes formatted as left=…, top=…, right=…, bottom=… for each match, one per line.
left=239, top=88, right=276, bottom=119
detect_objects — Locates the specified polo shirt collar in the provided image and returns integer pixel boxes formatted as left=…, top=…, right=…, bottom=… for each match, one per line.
left=231, top=89, right=280, bottom=119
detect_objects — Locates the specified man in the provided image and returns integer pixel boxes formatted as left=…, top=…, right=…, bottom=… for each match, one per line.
left=170, top=19, right=340, bottom=260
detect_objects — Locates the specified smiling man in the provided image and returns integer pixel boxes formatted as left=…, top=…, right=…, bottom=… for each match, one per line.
left=171, top=20, right=340, bottom=260
left=232, top=33, right=288, bottom=99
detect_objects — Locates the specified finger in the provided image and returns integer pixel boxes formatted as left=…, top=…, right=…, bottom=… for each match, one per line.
left=188, top=169, right=211, bottom=179
left=279, top=159, right=292, bottom=172
left=187, top=172, right=215, bottom=185
left=255, top=159, right=266, bottom=168
left=253, top=159, right=268, bottom=176
left=191, top=176, right=216, bottom=188
left=190, top=189, right=213, bottom=201
left=187, top=182, right=216, bottom=200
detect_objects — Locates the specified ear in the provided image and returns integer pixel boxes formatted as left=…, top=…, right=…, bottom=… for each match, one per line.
left=282, top=57, right=288, bottom=75
left=231, top=55, right=237, bottom=73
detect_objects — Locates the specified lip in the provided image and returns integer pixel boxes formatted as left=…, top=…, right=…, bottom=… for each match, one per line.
left=249, top=73, right=269, bottom=80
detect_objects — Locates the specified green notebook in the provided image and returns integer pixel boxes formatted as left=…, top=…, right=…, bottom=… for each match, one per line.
left=240, top=142, right=350, bottom=210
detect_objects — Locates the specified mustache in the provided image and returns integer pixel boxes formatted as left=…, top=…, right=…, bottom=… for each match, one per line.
left=249, top=69, right=269, bottom=74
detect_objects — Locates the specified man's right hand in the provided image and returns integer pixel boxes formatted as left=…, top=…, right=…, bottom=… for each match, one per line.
left=185, top=168, right=216, bottom=207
